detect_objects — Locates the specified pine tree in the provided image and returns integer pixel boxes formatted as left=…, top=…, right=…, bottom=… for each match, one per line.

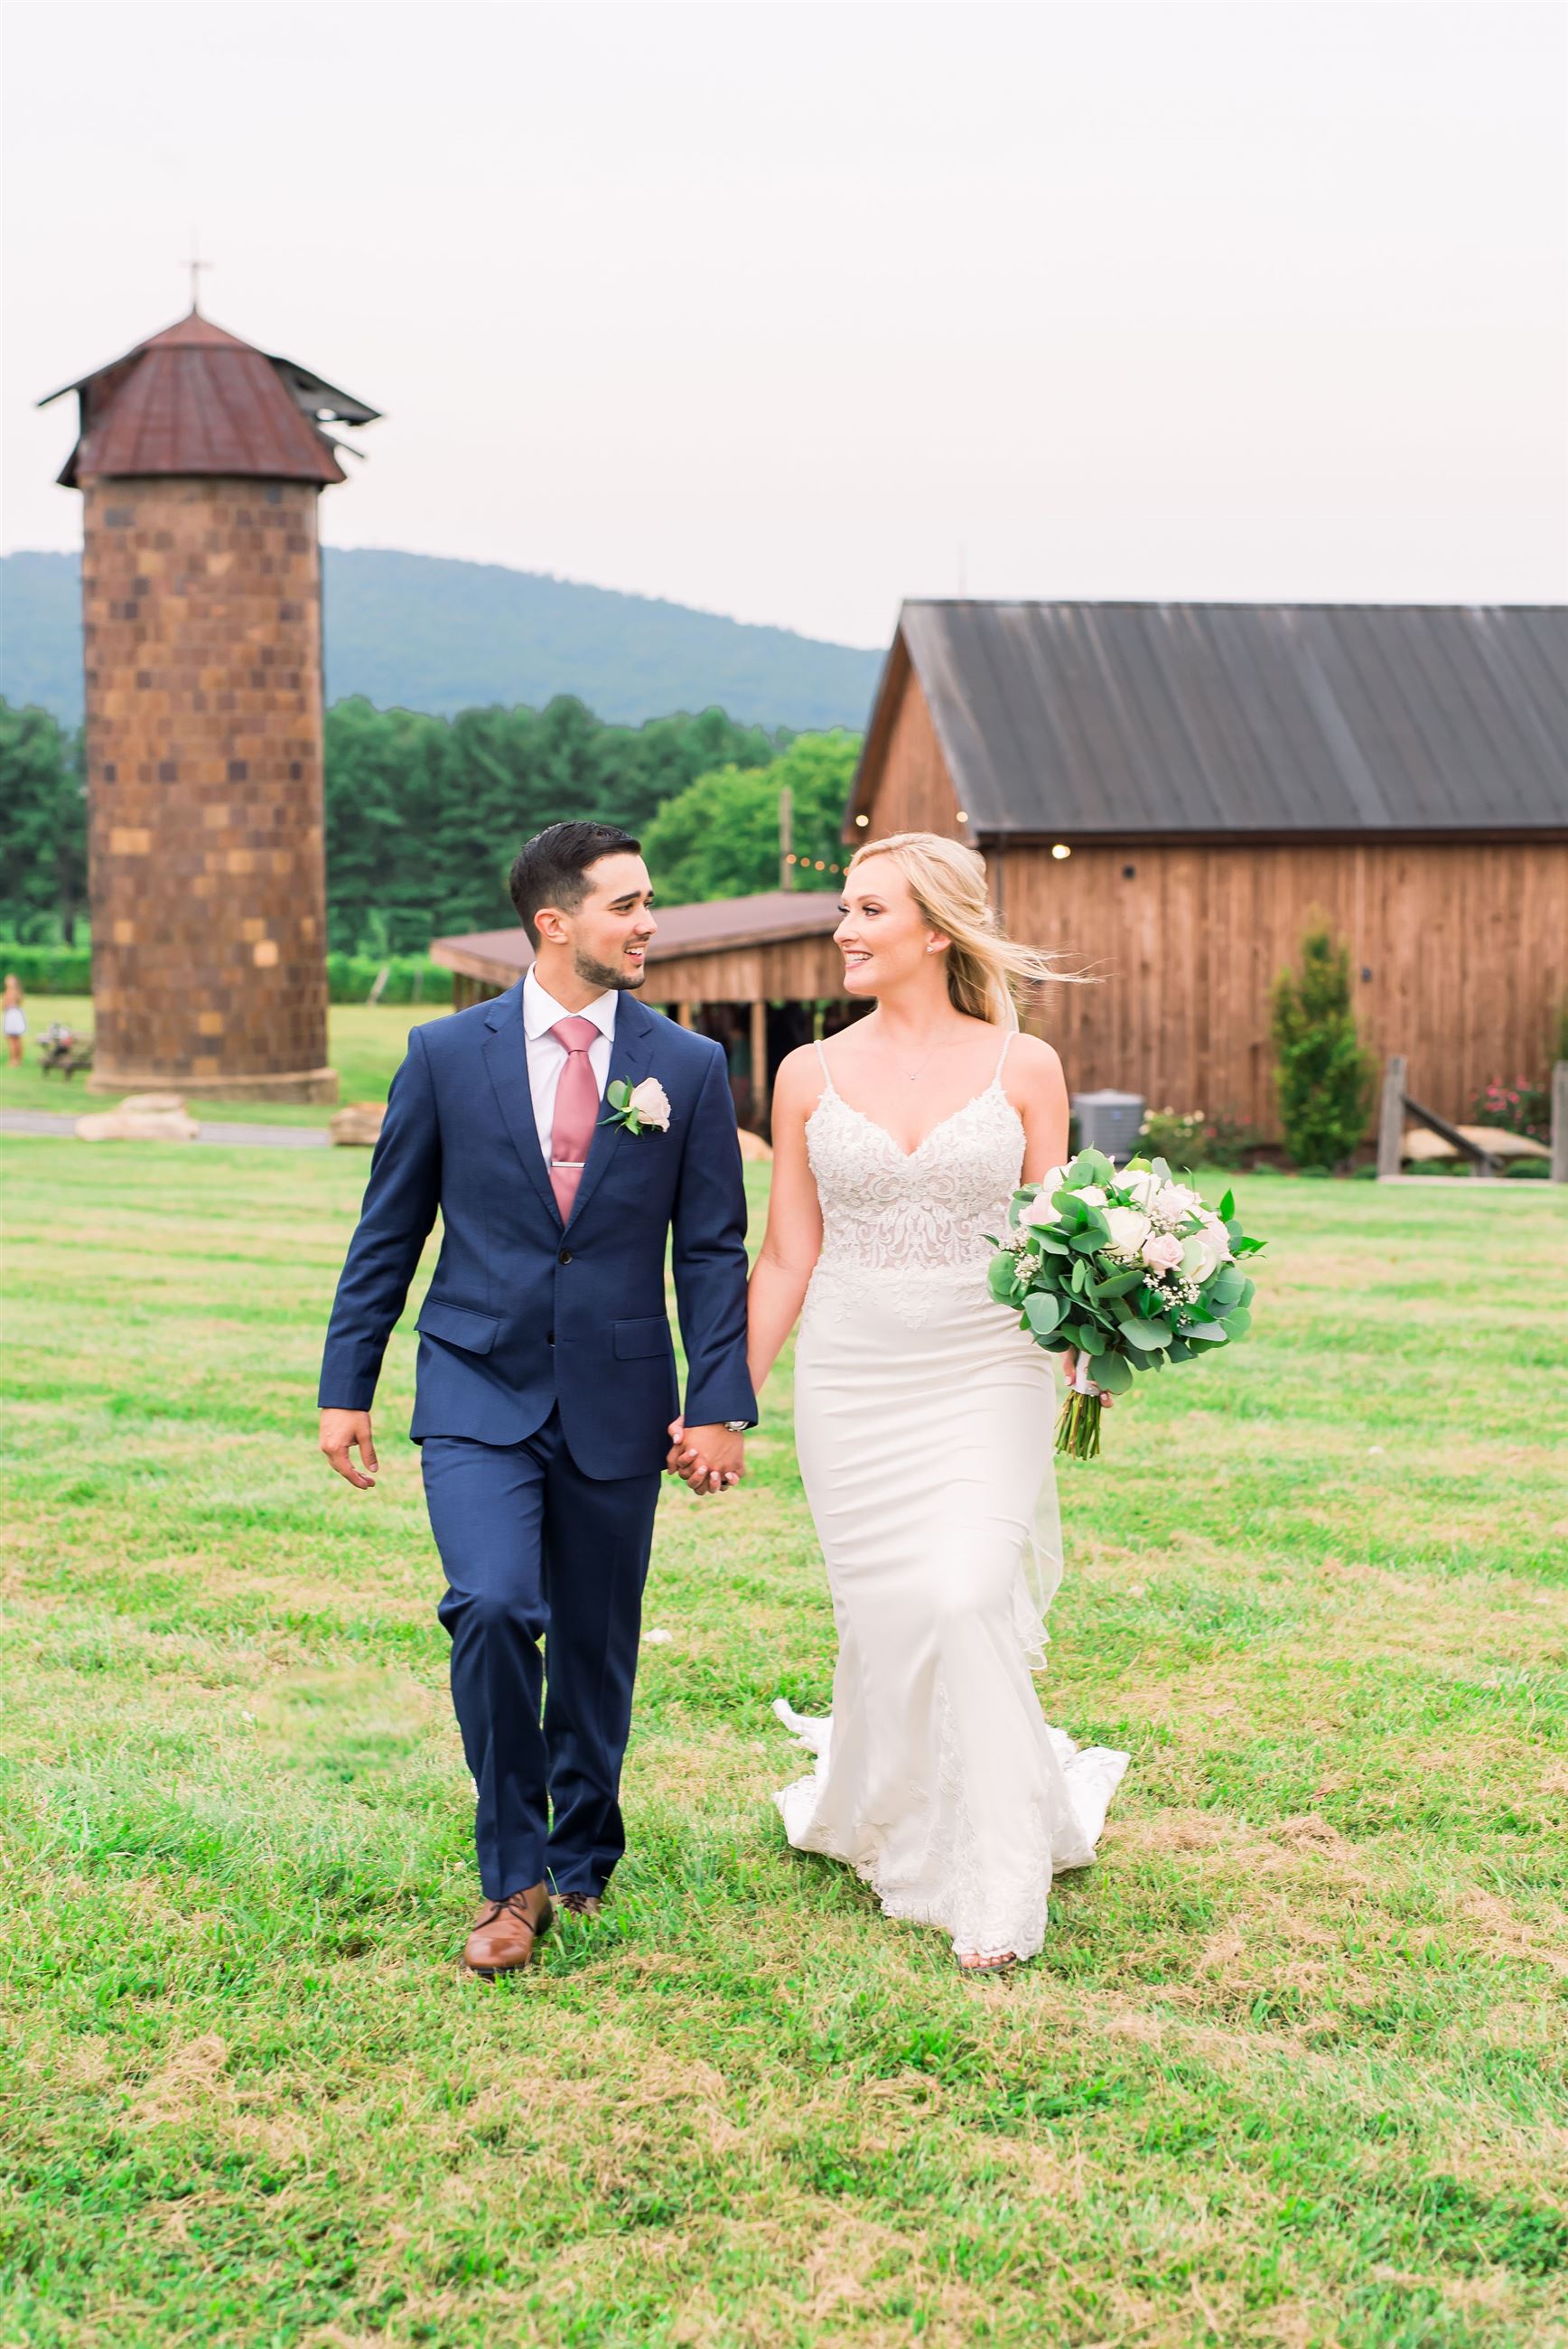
left=1270, top=926, right=1376, bottom=1172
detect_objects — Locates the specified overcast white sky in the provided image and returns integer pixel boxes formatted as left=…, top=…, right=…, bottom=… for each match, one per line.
left=3, top=0, right=1564, bottom=646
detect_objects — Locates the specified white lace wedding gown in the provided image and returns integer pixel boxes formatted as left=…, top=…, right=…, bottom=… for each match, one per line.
left=772, top=1038, right=1129, bottom=1963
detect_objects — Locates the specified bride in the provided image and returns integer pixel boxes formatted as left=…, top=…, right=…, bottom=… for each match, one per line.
left=742, top=830, right=1127, bottom=1972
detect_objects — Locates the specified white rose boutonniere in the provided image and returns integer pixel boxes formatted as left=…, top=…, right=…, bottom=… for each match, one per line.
left=604, top=1076, right=671, bottom=1136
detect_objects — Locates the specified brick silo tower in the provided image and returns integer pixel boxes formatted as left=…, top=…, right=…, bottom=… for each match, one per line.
left=42, top=309, right=378, bottom=1101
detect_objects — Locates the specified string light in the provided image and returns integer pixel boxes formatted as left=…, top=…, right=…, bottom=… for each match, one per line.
left=1051, top=843, right=1072, bottom=861
left=854, top=813, right=870, bottom=828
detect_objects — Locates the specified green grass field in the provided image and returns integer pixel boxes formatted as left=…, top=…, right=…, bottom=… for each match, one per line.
left=0, top=998, right=443, bottom=1126
left=3, top=1140, right=1566, bottom=2347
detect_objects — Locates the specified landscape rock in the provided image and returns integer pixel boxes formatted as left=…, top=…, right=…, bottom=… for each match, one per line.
left=76, top=1091, right=200, bottom=1143
left=330, top=1100, right=387, bottom=1147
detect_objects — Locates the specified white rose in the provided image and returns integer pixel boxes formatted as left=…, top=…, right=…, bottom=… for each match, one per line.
left=1022, top=1167, right=1070, bottom=1226
left=1190, top=1221, right=1231, bottom=1280
left=628, top=1077, right=672, bottom=1130
left=1140, top=1231, right=1185, bottom=1274
left=1075, top=1184, right=1108, bottom=1209
left=1153, top=1181, right=1203, bottom=1230
left=1101, top=1205, right=1152, bottom=1260
left=1122, top=1167, right=1162, bottom=1210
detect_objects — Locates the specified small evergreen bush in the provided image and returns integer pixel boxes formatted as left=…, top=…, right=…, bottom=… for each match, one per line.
left=1270, top=926, right=1375, bottom=1173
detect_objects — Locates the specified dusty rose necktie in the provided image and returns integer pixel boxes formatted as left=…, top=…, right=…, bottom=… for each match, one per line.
left=548, top=1015, right=601, bottom=1218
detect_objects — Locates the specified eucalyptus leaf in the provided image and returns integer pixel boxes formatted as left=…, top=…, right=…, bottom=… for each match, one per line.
left=1087, top=1352, right=1134, bottom=1394
left=1024, top=1291, right=1064, bottom=1334
left=1121, top=1318, right=1171, bottom=1350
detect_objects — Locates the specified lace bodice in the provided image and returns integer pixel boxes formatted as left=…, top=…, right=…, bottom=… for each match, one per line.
left=805, top=1042, right=1025, bottom=1279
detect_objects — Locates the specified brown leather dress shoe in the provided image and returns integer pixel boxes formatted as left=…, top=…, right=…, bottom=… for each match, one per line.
left=462, top=1886, right=553, bottom=1977
left=556, top=1891, right=602, bottom=1918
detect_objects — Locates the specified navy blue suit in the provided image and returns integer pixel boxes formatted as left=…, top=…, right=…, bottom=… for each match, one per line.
left=319, top=984, right=754, bottom=1897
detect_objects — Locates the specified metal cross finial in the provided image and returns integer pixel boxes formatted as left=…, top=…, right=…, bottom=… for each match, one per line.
left=182, top=234, right=213, bottom=314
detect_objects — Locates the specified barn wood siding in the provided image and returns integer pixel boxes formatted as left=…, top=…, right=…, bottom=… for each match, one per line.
left=645, top=932, right=848, bottom=1006
left=857, top=664, right=964, bottom=841
left=1001, top=840, right=1568, bottom=1137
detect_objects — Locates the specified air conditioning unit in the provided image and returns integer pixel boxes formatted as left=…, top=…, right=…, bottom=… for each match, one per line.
left=1070, top=1089, right=1145, bottom=1165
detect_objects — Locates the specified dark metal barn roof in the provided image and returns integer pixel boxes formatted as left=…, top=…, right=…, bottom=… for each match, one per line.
left=858, top=602, right=1568, bottom=838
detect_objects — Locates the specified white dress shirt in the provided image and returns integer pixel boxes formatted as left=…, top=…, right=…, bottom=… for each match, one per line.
left=522, top=969, right=618, bottom=1160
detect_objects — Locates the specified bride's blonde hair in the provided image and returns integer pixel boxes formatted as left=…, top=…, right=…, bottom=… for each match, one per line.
left=845, top=830, right=1072, bottom=1026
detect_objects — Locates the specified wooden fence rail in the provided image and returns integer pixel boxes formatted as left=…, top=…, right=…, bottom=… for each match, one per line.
left=1379, top=1055, right=1568, bottom=1182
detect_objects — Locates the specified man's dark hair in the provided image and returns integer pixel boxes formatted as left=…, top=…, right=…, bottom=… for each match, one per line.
left=509, top=822, right=641, bottom=948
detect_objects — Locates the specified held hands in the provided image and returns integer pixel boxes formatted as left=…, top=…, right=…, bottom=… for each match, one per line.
left=665, top=1418, right=744, bottom=1496
left=321, top=1408, right=379, bottom=1489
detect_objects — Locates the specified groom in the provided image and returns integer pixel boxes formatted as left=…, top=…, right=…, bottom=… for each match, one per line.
left=318, top=822, right=755, bottom=1975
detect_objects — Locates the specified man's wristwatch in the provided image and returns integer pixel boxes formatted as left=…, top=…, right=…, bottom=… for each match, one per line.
left=723, top=1419, right=751, bottom=1434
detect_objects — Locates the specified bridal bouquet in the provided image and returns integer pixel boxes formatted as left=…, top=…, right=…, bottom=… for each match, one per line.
left=988, top=1149, right=1265, bottom=1459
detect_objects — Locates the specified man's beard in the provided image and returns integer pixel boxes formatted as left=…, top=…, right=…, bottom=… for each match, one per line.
left=574, top=945, right=646, bottom=994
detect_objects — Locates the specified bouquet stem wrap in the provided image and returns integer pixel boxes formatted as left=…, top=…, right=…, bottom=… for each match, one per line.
left=1057, top=1357, right=1106, bottom=1461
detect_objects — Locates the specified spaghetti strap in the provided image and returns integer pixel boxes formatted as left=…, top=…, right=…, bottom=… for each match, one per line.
left=993, top=1032, right=1014, bottom=1085
left=814, top=1038, right=836, bottom=1095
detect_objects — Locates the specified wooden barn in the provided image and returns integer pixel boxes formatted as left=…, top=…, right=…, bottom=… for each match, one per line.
left=845, top=602, right=1568, bottom=1135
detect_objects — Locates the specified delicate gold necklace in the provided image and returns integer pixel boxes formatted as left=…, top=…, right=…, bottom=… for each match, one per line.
left=891, top=1034, right=964, bottom=1084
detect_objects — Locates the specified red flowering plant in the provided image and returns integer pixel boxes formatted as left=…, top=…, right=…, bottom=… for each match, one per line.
left=1470, top=1079, right=1549, bottom=1146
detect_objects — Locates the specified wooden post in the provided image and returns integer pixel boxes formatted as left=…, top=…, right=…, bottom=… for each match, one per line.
left=779, top=786, right=793, bottom=890
left=1377, top=1054, right=1406, bottom=1181
left=749, top=997, right=769, bottom=1134
left=1553, top=1062, right=1568, bottom=1184
left=677, top=1002, right=696, bottom=1031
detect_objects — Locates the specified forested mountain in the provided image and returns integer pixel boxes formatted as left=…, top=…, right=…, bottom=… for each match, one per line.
left=0, top=548, right=883, bottom=732
left=0, top=692, right=856, bottom=954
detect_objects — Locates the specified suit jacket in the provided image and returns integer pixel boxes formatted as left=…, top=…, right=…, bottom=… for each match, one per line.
left=317, top=985, right=755, bottom=1478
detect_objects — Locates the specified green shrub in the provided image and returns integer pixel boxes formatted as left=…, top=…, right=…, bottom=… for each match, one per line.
left=1135, top=1105, right=1260, bottom=1171
left=324, top=954, right=454, bottom=1006
left=1270, top=926, right=1376, bottom=1173
left=0, top=942, right=455, bottom=1007
left=0, top=941, right=92, bottom=994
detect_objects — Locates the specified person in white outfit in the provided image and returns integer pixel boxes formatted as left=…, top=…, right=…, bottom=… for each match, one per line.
left=679, top=831, right=1128, bottom=1973
left=2, top=974, right=26, bottom=1069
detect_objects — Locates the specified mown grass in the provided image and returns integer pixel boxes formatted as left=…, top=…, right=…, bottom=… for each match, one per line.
left=2, top=1140, right=1565, bottom=2347
left=0, top=998, right=442, bottom=1125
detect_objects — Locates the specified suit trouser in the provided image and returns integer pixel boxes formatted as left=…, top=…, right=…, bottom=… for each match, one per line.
left=422, top=1411, right=661, bottom=1901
